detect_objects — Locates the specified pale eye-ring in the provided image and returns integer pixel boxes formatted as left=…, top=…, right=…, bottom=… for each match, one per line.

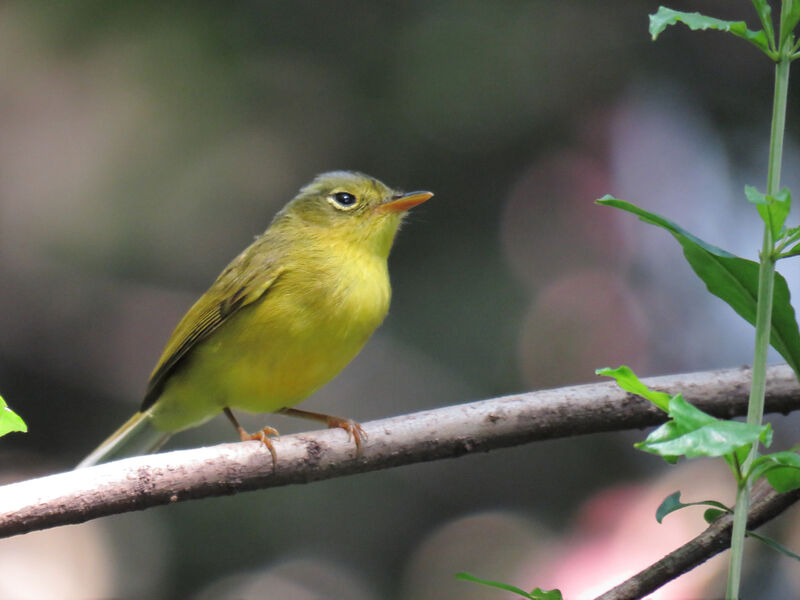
left=329, top=191, right=358, bottom=209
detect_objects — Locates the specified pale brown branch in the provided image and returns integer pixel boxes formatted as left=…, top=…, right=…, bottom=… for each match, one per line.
left=594, top=479, right=800, bottom=600
left=0, top=364, right=797, bottom=541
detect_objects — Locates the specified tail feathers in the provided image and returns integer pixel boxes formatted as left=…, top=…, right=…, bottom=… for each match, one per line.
left=76, top=410, right=171, bottom=469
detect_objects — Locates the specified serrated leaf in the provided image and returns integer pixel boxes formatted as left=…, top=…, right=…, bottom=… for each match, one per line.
left=655, top=490, right=730, bottom=523
left=597, top=196, right=800, bottom=380
left=649, top=7, right=769, bottom=52
left=596, top=365, right=671, bottom=411
left=455, top=573, right=563, bottom=599
left=747, top=531, right=800, bottom=561
left=0, top=395, right=26, bottom=437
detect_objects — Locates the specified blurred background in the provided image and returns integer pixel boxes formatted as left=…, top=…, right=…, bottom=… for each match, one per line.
left=1, top=0, right=800, bottom=598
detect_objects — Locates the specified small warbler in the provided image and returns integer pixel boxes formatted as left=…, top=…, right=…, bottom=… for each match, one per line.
left=78, top=171, right=432, bottom=468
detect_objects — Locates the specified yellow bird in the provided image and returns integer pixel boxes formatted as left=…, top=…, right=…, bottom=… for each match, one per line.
left=78, top=171, right=432, bottom=468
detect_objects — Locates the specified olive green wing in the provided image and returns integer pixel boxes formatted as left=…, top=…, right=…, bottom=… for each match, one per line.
left=142, top=239, right=285, bottom=411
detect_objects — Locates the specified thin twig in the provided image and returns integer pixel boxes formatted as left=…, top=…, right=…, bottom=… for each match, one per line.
left=594, top=479, right=800, bottom=600
left=0, top=364, right=797, bottom=540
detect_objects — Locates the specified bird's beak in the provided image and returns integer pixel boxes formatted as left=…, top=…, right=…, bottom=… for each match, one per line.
left=381, top=190, right=434, bottom=212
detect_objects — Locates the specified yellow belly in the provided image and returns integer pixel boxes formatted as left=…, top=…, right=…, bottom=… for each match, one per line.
left=148, top=260, right=391, bottom=432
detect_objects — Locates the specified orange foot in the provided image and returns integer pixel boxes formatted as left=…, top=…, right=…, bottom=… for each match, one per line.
left=323, top=416, right=367, bottom=453
left=238, top=425, right=280, bottom=467
left=278, top=407, right=368, bottom=455
left=224, top=407, right=281, bottom=467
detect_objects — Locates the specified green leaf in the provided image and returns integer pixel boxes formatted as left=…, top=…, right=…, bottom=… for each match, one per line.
left=745, top=185, right=768, bottom=205
left=751, top=0, right=776, bottom=49
left=635, top=395, right=770, bottom=460
left=780, top=1, right=800, bottom=48
left=788, top=2, right=800, bottom=29
left=704, top=508, right=726, bottom=523
left=745, top=185, right=772, bottom=236
left=772, top=188, right=792, bottom=232
left=729, top=444, right=753, bottom=473
left=779, top=241, right=800, bottom=258
left=777, top=225, right=800, bottom=256
left=782, top=225, right=800, bottom=243
left=455, top=573, right=563, bottom=599
left=749, top=449, right=797, bottom=482
left=747, top=531, right=800, bottom=562
left=721, top=445, right=749, bottom=482
left=746, top=185, right=791, bottom=239
left=0, top=395, right=26, bottom=437
left=656, top=491, right=683, bottom=522
left=596, top=365, right=671, bottom=411
left=529, top=589, right=563, bottom=600
left=655, top=490, right=731, bottom=523
left=455, top=573, right=531, bottom=597
left=638, top=421, right=681, bottom=464
left=649, top=7, right=769, bottom=52
left=667, top=394, right=717, bottom=429
left=761, top=451, right=800, bottom=492
left=597, top=196, right=800, bottom=379
left=638, top=421, right=768, bottom=459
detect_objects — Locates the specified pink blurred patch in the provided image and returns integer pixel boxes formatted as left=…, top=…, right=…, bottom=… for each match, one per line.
left=519, top=463, right=732, bottom=598
left=519, top=270, right=649, bottom=387
left=501, top=150, right=631, bottom=290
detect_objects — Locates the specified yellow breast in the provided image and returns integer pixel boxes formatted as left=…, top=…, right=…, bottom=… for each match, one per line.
left=149, top=244, right=391, bottom=432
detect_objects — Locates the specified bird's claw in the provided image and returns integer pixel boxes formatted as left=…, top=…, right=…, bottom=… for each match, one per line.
left=325, top=417, right=367, bottom=455
left=240, top=426, right=280, bottom=468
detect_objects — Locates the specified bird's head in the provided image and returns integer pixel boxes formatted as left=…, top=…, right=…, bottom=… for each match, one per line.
left=276, top=171, right=433, bottom=258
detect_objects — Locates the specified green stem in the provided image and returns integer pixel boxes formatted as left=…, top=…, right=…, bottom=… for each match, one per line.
left=727, top=481, right=751, bottom=597
left=766, top=59, right=790, bottom=199
left=726, top=29, right=792, bottom=600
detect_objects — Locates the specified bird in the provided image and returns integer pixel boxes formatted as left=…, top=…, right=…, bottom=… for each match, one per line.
left=77, top=171, right=433, bottom=468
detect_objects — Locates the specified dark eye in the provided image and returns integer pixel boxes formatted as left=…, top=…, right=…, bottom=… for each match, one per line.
left=333, top=192, right=357, bottom=207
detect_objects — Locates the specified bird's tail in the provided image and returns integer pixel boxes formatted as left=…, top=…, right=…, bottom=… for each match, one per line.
left=76, top=410, right=171, bottom=469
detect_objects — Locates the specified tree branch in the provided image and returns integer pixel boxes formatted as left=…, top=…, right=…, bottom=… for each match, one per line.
left=594, top=478, right=800, bottom=600
left=0, top=364, right=798, bottom=541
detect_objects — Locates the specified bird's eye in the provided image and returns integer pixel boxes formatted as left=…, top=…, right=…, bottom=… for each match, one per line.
left=332, top=192, right=357, bottom=207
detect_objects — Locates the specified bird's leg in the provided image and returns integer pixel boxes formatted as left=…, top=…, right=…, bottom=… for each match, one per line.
left=277, top=407, right=367, bottom=454
left=224, top=407, right=279, bottom=467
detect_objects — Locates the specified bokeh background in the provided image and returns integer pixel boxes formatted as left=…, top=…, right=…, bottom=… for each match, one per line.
left=1, top=1, right=800, bottom=598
